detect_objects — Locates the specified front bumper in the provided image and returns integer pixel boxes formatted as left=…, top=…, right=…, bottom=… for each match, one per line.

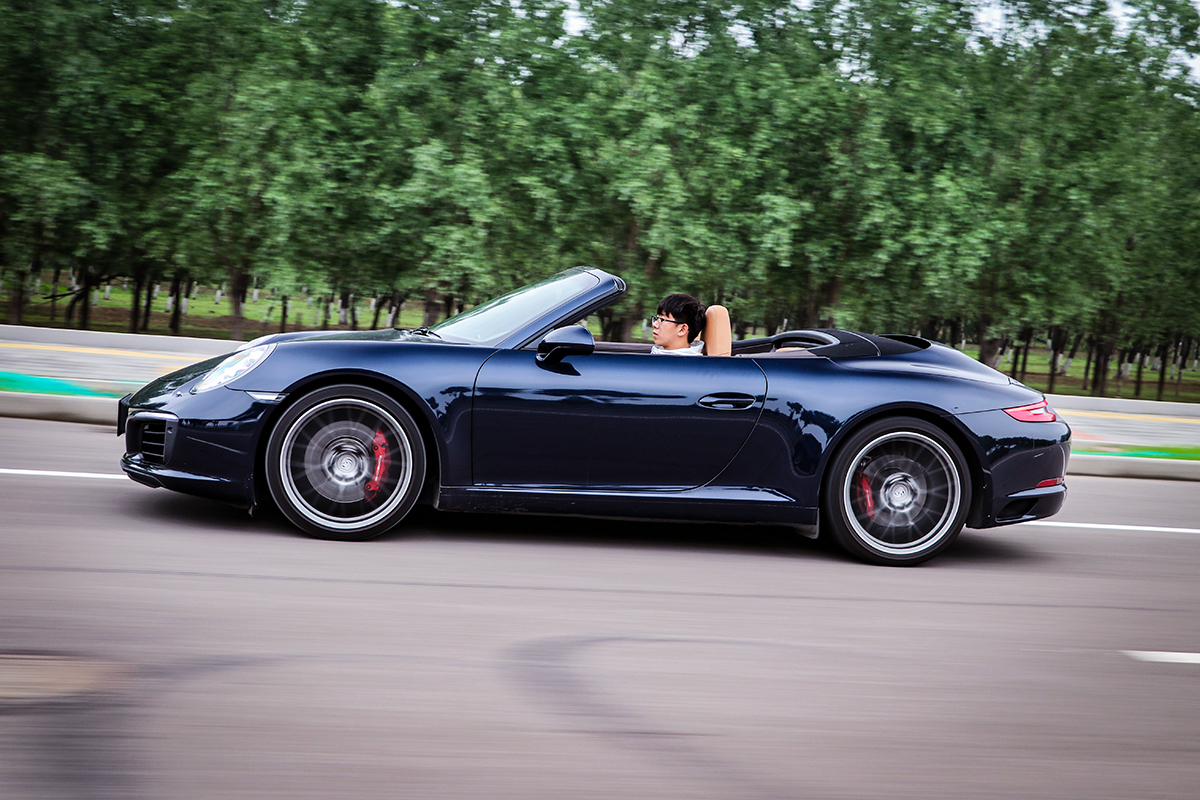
left=120, top=388, right=282, bottom=508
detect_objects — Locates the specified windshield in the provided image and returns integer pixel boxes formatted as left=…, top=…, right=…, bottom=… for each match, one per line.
left=430, top=269, right=600, bottom=346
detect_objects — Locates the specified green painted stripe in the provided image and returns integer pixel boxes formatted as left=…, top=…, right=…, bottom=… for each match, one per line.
left=0, top=372, right=123, bottom=398
left=1073, top=446, right=1200, bottom=461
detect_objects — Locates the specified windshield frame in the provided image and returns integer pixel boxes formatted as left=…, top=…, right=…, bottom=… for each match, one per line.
left=428, top=268, right=625, bottom=349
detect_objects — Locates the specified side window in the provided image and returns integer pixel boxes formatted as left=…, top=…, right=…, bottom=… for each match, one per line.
left=568, top=313, right=655, bottom=354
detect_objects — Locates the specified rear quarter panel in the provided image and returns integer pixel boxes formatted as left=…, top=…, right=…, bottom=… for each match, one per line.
left=715, top=351, right=1057, bottom=511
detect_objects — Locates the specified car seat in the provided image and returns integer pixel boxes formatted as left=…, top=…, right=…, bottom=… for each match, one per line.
left=703, top=305, right=732, bottom=357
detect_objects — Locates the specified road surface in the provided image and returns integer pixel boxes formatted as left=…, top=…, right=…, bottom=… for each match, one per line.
left=1, top=417, right=1199, bottom=799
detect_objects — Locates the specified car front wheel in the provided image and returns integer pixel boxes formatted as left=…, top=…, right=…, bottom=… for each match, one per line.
left=823, top=417, right=971, bottom=565
left=265, top=385, right=426, bottom=541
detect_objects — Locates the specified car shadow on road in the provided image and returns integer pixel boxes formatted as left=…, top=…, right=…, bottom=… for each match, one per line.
left=402, top=504, right=838, bottom=559
left=131, top=493, right=1042, bottom=565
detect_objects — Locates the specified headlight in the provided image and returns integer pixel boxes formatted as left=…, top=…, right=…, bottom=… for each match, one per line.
left=193, top=343, right=276, bottom=393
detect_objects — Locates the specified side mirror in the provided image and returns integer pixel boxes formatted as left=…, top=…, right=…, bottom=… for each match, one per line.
left=536, top=325, right=595, bottom=365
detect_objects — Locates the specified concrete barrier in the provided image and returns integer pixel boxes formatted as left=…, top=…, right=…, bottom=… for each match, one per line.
left=0, top=391, right=117, bottom=427
left=1066, top=454, right=1200, bottom=481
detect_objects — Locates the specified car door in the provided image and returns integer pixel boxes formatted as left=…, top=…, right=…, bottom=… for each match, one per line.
left=471, top=349, right=767, bottom=489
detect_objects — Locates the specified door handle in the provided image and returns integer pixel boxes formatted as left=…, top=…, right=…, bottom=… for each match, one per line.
left=697, top=393, right=757, bottom=410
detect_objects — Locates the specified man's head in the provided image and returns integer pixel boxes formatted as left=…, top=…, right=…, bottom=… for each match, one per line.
left=652, top=293, right=705, bottom=350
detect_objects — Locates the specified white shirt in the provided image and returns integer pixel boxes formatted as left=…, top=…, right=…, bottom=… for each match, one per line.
left=651, top=339, right=705, bottom=356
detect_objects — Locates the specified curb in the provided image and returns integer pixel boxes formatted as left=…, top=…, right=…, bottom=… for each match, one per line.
left=1048, top=393, right=1200, bottom=418
left=0, top=392, right=117, bottom=427
left=1, top=391, right=1197, bottom=481
left=1065, top=454, right=1200, bottom=481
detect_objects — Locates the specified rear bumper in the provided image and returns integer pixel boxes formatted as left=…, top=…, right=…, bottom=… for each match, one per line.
left=976, top=439, right=1071, bottom=528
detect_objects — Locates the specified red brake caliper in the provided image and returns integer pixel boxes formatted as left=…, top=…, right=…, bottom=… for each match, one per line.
left=856, top=471, right=875, bottom=520
left=364, top=429, right=391, bottom=502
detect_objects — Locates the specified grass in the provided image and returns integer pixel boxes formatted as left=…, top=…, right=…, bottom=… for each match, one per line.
left=14, top=280, right=430, bottom=340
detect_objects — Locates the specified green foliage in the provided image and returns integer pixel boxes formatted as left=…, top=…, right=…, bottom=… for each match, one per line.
left=1, top=0, right=1198, bottom=362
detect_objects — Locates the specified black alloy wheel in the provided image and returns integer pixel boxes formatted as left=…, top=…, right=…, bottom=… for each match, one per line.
left=265, top=385, right=426, bottom=541
left=823, top=417, right=971, bottom=565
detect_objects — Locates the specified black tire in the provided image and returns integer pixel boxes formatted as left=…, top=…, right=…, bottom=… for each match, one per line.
left=265, top=385, right=426, bottom=541
left=822, top=417, right=971, bottom=565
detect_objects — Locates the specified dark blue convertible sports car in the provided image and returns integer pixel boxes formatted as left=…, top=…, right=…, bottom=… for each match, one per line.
left=118, top=267, right=1070, bottom=565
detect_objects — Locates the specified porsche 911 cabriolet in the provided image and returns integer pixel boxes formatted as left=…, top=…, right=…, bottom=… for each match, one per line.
left=118, top=267, right=1070, bottom=565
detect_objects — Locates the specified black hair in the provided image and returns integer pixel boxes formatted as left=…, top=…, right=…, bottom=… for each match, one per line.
left=656, top=293, right=706, bottom=343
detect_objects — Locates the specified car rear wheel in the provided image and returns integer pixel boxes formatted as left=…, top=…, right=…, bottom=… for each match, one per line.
left=266, top=385, right=425, bottom=541
left=822, top=417, right=970, bottom=565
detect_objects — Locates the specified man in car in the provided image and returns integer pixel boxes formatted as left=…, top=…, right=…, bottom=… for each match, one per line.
left=650, top=293, right=706, bottom=355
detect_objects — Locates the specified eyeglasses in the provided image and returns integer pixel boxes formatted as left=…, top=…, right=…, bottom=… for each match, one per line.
left=650, top=315, right=685, bottom=327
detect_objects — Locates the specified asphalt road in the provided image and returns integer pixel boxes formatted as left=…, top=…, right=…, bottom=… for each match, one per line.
left=2, top=417, right=1200, bottom=800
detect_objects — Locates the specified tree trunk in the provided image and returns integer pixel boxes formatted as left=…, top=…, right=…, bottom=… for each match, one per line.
left=129, top=267, right=144, bottom=333
left=279, top=296, right=288, bottom=333
left=370, top=294, right=384, bottom=330
left=6, top=268, right=28, bottom=325
left=169, top=273, right=183, bottom=336
left=1047, top=327, right=1068, bottom=394
left=1082, top=337, right=1095, bottom=392
left=142, top=275, right=154, bottom=331
left=1156, top=340, right=1169, bottom=402
left=1019, top=329, right=1032, bottom=381
left=422, top=288, right=440, bottom=327
left=49, top=266, right=61, bottom=321
left=65, top=277, right=79, bottom=326
left=615, top=312, right=639, bottom=343
left=1134, top=342, right=1145, bottom=397
left=78, top=271, right=93, bottom=330
left=977, top=315, right=1003, bottom=368
left=597, top=308, right=618, bottom=342
left=228, top=267, right=249, bottom=341
left=1091, top=339, right=1112, bottom=397
left=386, top=293, right=403, bottom=328
left=1059, top=332, right=1083, bottom=377
left=1179, top=338, right=1194, bottom=396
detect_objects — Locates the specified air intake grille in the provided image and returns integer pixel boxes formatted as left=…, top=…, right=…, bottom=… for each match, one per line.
left=139, top=420, right=168, bottom=464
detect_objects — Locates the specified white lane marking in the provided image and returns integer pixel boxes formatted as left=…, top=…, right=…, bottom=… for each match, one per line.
left=1020, top=521, right=1200, bottom=536
left=0, top=468, right=126, bottom=481
left=1124, top=650, right=1200, bottom=665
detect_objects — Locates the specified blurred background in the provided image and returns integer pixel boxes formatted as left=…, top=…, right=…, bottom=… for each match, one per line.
left=1, top=0, right=1198, bottom=401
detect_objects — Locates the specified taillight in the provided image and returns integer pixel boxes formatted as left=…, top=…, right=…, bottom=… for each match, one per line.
left=1004, top=400, right=1057, bottom=423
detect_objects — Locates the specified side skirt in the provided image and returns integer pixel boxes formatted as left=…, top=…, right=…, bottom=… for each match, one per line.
left=435, top=484, right=818, bottom=533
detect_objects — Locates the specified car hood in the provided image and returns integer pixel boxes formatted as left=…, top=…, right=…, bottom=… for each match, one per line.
left=239, top=328, right=431, bottom=350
